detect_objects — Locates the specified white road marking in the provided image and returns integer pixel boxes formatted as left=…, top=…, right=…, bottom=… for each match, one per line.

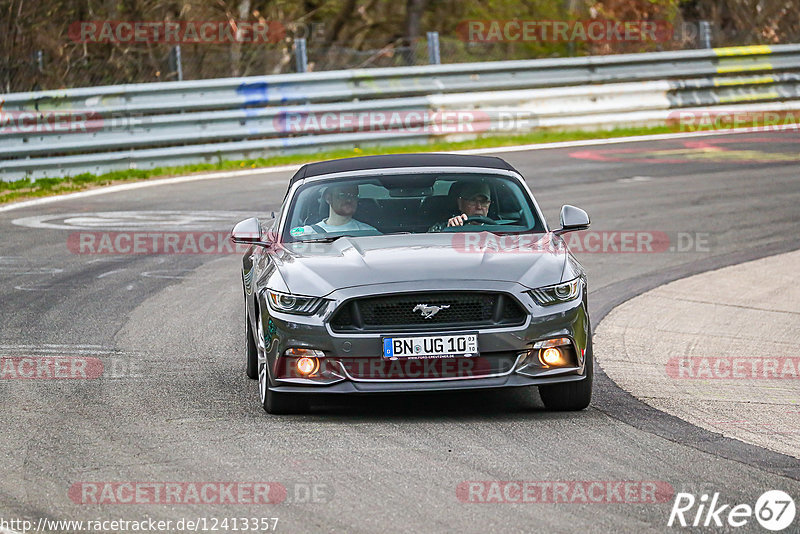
left=617, top=176, right=654, bottom=183
left=12, top=283, right=84, bottom=291
left=0, top=267, right=64, bottom=275
left=140, top=269, right=195, bottom=279
left=1, top=124, right=798, bottom=215
left=0, top=257, right=64, bottom=275
left=0, top=165, right=298, bottom=213
left=86, top=257, right=128, bottom=263
left=97, top=269, right=127, bottom=279
left=0, top=346, right=113, bottom=355
left=14, top=285, right=46, bottom=291
left=12, top=210, right=256, bottom=230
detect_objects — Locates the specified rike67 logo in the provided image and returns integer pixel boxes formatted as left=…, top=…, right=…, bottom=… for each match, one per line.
left=669, top=490, right=796, bottom=531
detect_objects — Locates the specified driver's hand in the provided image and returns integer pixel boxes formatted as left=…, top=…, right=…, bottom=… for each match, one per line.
left=447, top=214, right=468, bottom=227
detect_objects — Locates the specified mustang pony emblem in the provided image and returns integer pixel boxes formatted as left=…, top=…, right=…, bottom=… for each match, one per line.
left=413, top=304, right=450, bottom=319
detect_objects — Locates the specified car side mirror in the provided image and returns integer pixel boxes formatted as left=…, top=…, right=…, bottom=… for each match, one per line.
left=231, top=217, right=265, bottom=244
left=555, top=205, right=590, bottom=235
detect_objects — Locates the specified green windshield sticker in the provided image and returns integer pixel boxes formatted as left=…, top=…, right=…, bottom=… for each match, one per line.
left=290, top=227, right=306, bottom=236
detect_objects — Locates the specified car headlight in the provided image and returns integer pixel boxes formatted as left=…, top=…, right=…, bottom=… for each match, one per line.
left=265, top=290, right=324, bottom=315
left=529, top=277, right=583, bottom=306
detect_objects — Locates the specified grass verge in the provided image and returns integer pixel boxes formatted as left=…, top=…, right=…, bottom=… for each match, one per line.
left=0, top=125, right=679, bottom=205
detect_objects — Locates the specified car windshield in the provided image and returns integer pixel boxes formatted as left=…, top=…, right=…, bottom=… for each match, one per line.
left=282, top=172, right=545, bottom=242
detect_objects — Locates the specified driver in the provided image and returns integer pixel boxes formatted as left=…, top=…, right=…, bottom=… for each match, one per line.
left=303, top=183, right=377, bottom=234
left=428, top=181, right=492, bottom=232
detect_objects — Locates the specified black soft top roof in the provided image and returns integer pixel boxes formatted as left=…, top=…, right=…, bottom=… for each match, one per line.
left=287, top=153, right=518, bottom=191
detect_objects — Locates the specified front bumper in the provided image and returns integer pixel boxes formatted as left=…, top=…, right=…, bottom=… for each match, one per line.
left=270, top=372, right=587, bottom=394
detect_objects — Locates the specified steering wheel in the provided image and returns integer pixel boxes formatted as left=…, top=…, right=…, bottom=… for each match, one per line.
left=464, top=215, right=495, bottom=225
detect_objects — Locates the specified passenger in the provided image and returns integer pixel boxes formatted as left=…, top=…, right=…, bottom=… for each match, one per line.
left=304, top=183, right=377, bottom=234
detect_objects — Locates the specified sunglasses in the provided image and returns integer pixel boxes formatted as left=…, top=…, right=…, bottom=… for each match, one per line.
left=332, top=191, right=358, bottom=200
left=462, top=197, right=491, bottom=207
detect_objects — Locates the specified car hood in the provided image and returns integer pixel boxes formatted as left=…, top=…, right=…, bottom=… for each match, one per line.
left=269, top=233, right=569, bottom=297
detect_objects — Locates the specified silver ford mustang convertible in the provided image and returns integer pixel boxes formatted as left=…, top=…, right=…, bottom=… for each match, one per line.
left=232, top=154, right=592, bottom=414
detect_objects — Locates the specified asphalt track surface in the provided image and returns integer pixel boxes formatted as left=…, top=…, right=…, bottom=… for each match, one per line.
left=1, top=131, right=799, bottom=533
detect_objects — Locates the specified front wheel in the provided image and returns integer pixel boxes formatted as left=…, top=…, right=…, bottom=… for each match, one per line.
left=245, top=310, right=258, bottom=380
left=259, top=363, right=308, bottom=414
left=538, top=337, right=593, bottom=411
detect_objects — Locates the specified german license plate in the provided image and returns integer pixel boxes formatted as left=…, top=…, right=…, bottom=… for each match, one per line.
left=382, top=333, right=478, bottom=359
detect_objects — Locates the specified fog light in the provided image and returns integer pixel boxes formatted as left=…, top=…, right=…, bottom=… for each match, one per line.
left=540, top=347, right=562, bottom=366
left=296, top=357, right=319, bottom=376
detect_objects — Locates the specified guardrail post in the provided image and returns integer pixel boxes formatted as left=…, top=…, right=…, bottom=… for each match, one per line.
left=295, top=38, right=308, bottom=73
left=427, top=32, right=441, bottom=64
left=699, top=21, right=712, bottom=49
left=169, top=46, right=183, bottom=81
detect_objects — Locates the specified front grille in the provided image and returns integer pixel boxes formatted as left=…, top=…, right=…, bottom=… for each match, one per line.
left=330, top=292, right=526, bottom=332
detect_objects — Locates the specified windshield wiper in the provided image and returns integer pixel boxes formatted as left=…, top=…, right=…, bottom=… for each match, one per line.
left=492, top=229, right=544, bottom=236
left=296, top=236, right=346, bottom=243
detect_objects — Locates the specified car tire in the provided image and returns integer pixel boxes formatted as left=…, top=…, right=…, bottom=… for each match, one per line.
left=255, top=318, right=308, bottom=415
left=245, top=310, right=258, bottom=380
left=263, top=386, right=308, bottom=415
left=538, top=335, right=593, bottom=411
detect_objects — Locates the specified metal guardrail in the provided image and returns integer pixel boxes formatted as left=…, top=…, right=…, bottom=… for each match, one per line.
left=2, top=44, right=800, bottom=180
